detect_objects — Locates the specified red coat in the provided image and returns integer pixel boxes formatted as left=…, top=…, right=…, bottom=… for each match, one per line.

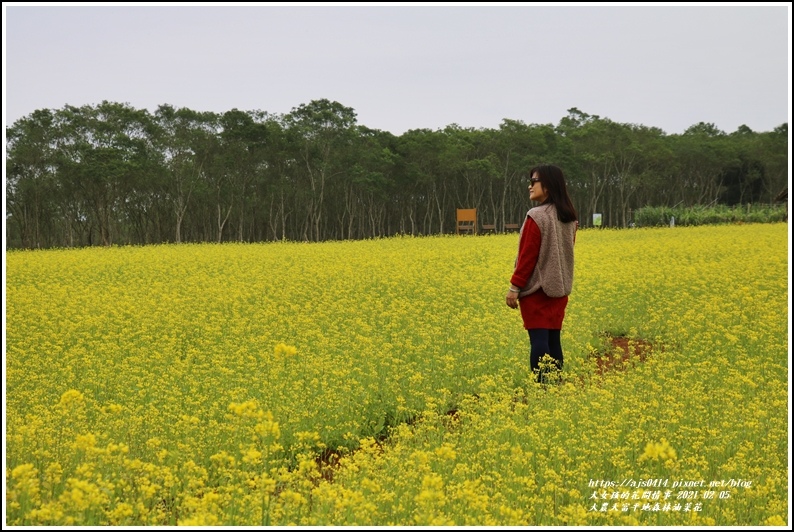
left=510, top=216, right=569, bottom=330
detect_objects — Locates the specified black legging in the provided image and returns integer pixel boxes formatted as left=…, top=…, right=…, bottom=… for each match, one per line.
left=528, top=328, right=563, bottom=382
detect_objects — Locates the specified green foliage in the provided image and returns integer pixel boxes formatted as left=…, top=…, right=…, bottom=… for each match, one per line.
left=633, top=204, right=787, bottom=227
left=5, top=100, right=789, bottom=248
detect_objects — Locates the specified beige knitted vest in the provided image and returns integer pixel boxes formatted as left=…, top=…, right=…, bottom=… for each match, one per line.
left=518, top=203, right=576, bottom=298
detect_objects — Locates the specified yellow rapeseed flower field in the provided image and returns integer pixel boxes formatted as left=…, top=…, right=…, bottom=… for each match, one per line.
left=5, top=223, right=789, bottom=525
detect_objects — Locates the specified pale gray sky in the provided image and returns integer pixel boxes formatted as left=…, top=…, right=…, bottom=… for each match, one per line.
left=3, top=3, right=791, bottom=135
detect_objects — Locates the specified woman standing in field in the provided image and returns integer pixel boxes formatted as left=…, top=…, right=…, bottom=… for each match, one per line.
left=506, top=164, right=578, bottom=383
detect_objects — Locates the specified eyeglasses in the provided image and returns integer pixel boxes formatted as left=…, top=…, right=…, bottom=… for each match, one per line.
left=529, top=177, right=542, bottom=186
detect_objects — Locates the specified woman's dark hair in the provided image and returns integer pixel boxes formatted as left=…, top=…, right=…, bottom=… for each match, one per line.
left=529, top=164, right=578, bottom=223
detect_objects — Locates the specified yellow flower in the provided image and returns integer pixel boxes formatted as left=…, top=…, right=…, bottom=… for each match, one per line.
left=106, top=502, right=134, bottom=524
left=9, top=463, right=41, bottom=503
left=639, top=438, right=677, bottom=462
left=435, top=442, right=457, bottom=461
left=57, top=389, right=85, bottom=410
left=73, top=433, right=97, bottom=452
left=210, top=450, right=236, bottom=468
left=241, top=447, right=263, bottom=466
left=228, top=400, right=263, bottom=419
left=415, top=473, right=445, bottom=506
left=274, top=342, right=298, bottom=359
left=254, top=411, right=281, bottom=440
left=763, top=515, right=786, bottom=526
left=101, top=403, right=123, bottom=415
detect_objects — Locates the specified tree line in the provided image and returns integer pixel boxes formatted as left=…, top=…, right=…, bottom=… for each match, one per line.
left=5, top=99, right=788, bottom=249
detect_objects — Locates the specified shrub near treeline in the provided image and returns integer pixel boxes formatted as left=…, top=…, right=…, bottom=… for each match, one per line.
left=633, top=204, right=788, bottom=227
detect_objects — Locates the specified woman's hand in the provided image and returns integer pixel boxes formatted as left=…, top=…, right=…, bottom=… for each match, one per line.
left=506, top=288, right=519, bottom=309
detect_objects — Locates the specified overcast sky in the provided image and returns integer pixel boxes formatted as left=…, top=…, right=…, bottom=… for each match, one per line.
left=3, top=3, right=791, bottom=136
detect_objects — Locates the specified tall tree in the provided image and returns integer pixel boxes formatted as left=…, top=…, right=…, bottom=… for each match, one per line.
left=153, top=105, right=220, bottom=243
left=491, top=120, right=558, bottom=230
left=53, top=102, right=154, bottom=246
left=217, top=109, right=271, bottom=242
left=284, top=99, right=358, bottom=241
left=6, top=109, right=59, bottom=248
